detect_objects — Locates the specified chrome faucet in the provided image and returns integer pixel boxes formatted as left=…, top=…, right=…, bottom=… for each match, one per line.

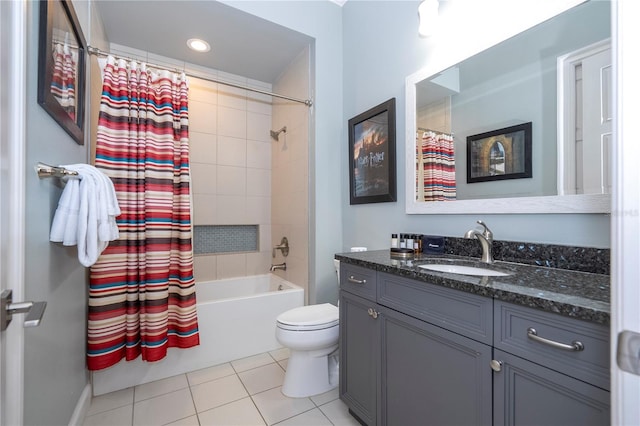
left=270, top=262, right=287, bottom=272
left=464, top=220, right=494, bottom=263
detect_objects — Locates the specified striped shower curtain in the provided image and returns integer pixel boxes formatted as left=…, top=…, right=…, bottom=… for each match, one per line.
left=88, top=56, right=199, bottom=371
left=417, top=131, right=457, bottom=201
left=50, top=42, right=77, bottom=119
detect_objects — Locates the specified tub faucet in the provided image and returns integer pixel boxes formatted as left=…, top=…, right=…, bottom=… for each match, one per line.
left=464, top=220, right=494, bottom=264
left=270, top=262, right=287, bottom=272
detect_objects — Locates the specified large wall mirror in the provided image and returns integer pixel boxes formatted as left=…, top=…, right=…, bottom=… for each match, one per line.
left=406, top=0, right=611, bottom=214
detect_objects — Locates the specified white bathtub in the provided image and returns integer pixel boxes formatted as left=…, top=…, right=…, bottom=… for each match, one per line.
left=92, top=274, right=304, bottom=396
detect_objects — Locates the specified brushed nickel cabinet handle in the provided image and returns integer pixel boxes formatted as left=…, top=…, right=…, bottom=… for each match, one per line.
left=348, top=276, right=366, bottom=285
left=527, top=327, right=584, bottom=352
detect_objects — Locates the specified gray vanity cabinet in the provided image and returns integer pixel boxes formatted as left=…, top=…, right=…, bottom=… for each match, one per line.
left=492, top=349, right=610, bottom=426
left=492, top=301, right=610, bottom=425
left=339, top=290, right=380, bottom=426
left=339, top=263, right=380, bottom=425
left=340, top=264, right=493, bottom=426
left=339, top=262, right=611, bottom=426
left=380, top=305, right=492, bottom=426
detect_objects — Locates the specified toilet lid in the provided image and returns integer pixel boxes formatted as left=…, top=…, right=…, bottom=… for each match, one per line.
left=277, top=303, right=339, bottom=329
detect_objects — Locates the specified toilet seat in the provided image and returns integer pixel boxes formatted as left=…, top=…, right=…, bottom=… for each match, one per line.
left=276, top=303, right=339, bottom=331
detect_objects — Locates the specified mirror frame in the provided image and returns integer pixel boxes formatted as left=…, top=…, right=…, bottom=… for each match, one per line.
left=405, top=4, right=611, bottom=215
left=37, top=0, right=86, bottom=145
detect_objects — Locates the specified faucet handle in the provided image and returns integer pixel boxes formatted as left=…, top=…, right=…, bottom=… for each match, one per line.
left=476, top=220, right=493, bottom=240
left=272, top=237, right=289, bottom=258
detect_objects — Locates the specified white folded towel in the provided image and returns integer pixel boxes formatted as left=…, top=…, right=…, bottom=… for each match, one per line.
left=49, top=164, right=121, bottom=267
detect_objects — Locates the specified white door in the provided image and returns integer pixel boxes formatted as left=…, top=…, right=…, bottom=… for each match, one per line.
left=0, top=1, right=27, bottom=425
left=581, top=47, right=612, bottom=195
left=557, top=40, right=612, bottom=195
left=612, top=0, right=640, bottom=425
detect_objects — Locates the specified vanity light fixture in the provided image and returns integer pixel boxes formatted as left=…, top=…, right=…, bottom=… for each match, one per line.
left=418, top=0, right=440, bottom=37
left=187, top=38, right=211, bottom=53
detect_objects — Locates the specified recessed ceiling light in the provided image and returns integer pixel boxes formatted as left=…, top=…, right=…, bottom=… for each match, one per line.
left=187, top=38, right=211, bottom=53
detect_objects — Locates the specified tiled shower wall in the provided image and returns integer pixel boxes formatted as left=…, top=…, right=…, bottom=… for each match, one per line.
left=271, top=46, right=311, bottom=301
left=189, top=70, right=274, bottom=280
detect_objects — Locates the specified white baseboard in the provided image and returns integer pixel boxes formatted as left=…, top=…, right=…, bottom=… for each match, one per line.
left=68, top=382, right=92, bottom=426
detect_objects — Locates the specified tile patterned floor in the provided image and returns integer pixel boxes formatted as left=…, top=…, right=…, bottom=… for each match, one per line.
left=82, top=348, right=360, bottom=426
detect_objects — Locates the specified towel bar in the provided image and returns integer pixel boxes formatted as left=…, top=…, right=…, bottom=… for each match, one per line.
left=35, top=162, right=79, bottom=178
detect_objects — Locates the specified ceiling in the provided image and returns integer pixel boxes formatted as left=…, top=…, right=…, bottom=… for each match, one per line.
left=95, top=1, right=314, bottom=84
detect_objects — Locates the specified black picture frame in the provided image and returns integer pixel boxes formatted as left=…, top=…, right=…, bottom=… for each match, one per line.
left=38, top=0, right=86, bottom=145
left=466, top=122, right=532, bottom=183
left=348, top=98, right=397, bottom=205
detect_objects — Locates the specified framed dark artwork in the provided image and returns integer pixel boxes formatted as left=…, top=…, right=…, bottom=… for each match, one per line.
left=38, top=0, right=87, bottom=145
left=348, top=98, right=397, bottom=204
left=466, top=122, right=532, bottom=183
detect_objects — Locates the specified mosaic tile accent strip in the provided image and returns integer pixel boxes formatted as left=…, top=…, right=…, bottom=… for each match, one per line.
left=194, top=225, right=258, bottom=254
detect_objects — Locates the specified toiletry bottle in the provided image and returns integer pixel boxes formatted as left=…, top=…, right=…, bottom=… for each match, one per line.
left=413, top=234, right=420, bottom=253
left=399, top=234, right=406, bottom=248
left=406, top=235, right=414, bottom=251
left=391, top=234, right=398, bottom=248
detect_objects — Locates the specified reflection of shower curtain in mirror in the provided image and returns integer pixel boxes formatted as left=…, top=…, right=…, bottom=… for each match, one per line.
left=88, top=56, right=199, bottom=371
left=50, top=42, right=77, bottom=119
left=417, top=131, right=456, bottom=201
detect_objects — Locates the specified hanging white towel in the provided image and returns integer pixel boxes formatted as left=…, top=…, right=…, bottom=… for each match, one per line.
left=49, top=175, right=80, bottom=245
left=49, top=164, right=121, bottom=267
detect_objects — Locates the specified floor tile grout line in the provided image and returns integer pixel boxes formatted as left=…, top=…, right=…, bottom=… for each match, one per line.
left=133, top=374, right=190, bottom=404
left=190, top=372, right=252, bottom=416
left=131, top=387, right=136, bottom=426
left=316, top=404, right=338, bottom=426
left=246, top=384, right=270, bottom=426
left=84, top=401, right=132, bottom=418
left=269, top=406, right=320, bottom=426
left=316, top=403, right=338, bottom=426
left=186, top=363, right=237, bottom=387
left=82, top=403, right=135, bottom=424
left=184, top=381, right=201, bottom=426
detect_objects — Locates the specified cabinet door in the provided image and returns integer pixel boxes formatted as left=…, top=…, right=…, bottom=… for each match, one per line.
left=380, top=306, right=492, bottom=426
left=493, top=349, right=610, bottom=426
left=339, top=290, right=379, bottom=426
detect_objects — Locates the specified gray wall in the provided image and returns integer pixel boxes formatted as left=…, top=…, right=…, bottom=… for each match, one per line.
left=23, top=1, right=93, bottom=424
left=341, top=0, right=610, bottom=253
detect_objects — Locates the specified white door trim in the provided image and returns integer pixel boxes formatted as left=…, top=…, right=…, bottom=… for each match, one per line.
left=0, top=1, right=27, bottom=425
left=611, top=0, right=640, bottom=424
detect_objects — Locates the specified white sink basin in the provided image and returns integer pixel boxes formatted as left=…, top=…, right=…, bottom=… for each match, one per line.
left=418, top=264, right=512, bottom=277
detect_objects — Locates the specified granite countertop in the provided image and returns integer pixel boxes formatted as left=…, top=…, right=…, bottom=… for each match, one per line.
left=335, top=250, right=611, bottom=325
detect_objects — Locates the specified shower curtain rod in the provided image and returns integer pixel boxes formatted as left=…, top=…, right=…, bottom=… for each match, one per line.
left=87, top=46, right=313, bottom=107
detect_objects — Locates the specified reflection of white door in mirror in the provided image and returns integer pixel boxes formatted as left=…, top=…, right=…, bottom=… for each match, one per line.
left=406, top=0, right=612, bottom=214
left=558, top=40, right=612, bottom=196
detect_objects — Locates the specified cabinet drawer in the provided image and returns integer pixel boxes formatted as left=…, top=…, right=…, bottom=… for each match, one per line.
left=377, top=272, right=493, bottom=345
left=340, top=263, right=377, bottom=300
left=494, top=301, right=610, bottom=390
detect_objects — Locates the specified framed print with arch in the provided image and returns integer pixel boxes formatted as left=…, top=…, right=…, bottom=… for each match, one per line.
left=466, top=122, right=532, bottom=183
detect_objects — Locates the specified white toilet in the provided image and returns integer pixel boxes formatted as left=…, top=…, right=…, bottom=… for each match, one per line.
left=275, top=260, right=341, bottom=397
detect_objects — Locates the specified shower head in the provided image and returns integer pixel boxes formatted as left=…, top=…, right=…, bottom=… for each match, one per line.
left=270, top=126, right=287, bottom=141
